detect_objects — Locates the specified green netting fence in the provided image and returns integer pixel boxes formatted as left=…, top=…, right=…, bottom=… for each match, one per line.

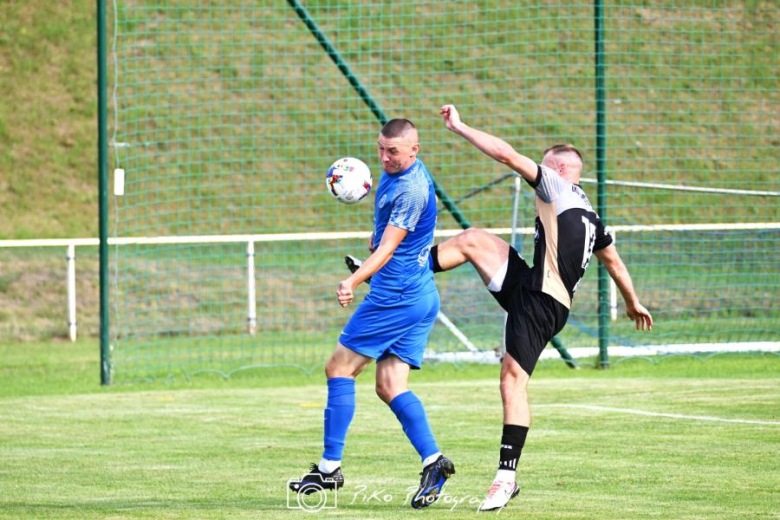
left=103, top=0, right=779, bottom=382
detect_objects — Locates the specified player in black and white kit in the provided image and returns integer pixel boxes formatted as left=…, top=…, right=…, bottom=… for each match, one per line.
left=432, top=105, right=653, bottom=512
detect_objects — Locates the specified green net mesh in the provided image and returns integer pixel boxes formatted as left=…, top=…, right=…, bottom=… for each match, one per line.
left=109, top=1, right=779, bottom=380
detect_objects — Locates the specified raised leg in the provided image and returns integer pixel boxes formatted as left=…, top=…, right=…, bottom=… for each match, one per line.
left=433, top=228, right=510, bottom=286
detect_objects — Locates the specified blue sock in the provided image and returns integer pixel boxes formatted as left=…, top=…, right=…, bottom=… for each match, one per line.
left=389, top=391, right=439, bottom=462
left=322, top=377, right=356, bottom=461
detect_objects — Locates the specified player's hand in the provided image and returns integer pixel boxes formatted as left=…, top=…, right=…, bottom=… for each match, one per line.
left=626, top=302, right=653, bottom=331
left=337, top=279, right=355, bottom=307
left=440, top=104, right=462, bottom=133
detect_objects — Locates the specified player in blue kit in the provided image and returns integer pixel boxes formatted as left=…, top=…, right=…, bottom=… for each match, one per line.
left=290, top=118, right=455, bottom=509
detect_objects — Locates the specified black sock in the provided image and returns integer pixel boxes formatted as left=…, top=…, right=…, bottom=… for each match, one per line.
left=430, top=245, right=444, bottom=273
left=498, top=424, right=529, bottom=471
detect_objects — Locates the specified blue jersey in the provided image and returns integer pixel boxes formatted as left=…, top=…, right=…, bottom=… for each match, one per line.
left=370, top=159, right=437, bottom=299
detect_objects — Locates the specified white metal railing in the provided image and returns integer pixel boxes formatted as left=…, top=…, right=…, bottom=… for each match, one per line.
left=579, top=177, right=780, bottom=198
left=66, top=244, right=77, bottom=341
left=1, top=222, right=777, bottom=341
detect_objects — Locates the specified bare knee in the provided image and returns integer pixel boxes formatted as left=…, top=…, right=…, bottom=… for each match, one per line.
left=375, top=380, right=406, bottom=404
left=324, top=358, right=340, bottom=379
left=375, top=382, right=392, bottom=404
left=456, top=228, right=490, bottom=258
left=325, top=344, right=372, bottom=380
left=325, top=356, right=360, bottom=379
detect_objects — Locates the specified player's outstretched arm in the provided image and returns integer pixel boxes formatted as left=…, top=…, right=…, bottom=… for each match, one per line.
left=336, top=225, right=408, bottom=307
left=594, top=245, right=653, bottom=331
left=439, top=104, right=538, bottom=183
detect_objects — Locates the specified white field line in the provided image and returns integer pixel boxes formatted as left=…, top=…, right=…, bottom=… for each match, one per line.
left=538, top=404, right=780, bottom=426
left=425, top=398, right=780, bottom=426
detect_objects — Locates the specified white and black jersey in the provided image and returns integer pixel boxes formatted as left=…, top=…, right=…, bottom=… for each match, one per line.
left=524, top=164, right=612, bottom=309
left=484, top=163, right=612, bottom=375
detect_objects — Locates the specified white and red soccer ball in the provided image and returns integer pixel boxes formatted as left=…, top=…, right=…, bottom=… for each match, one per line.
left=326, top=157, right=372, bottom=204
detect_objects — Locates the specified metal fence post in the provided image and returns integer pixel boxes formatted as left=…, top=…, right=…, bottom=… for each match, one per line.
left=67, top=244, right=77, bottom=341
left=247, top=241, right=257, bottom=335
left=98, top=0, right=111, bottom=384
left=595, top=0, right=610, bottom=369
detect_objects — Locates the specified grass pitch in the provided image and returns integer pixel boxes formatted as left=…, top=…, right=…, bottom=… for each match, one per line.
left=0, top=340, right=778, bottom=519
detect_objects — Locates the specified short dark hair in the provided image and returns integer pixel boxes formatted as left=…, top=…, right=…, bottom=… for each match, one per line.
left=543, top=143, right=583, bottom=163
left=381, top=118, right=417, bottom=138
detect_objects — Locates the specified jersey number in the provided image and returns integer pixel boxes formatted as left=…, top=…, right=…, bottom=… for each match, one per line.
left=580, top=216, right=597, bottom=270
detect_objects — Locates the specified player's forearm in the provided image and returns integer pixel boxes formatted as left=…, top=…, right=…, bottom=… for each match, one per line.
left=452, top=122, right=510, bottom=161
left=607, top=262, right=640, bottom=307
left=451, top=123, right=537, bottom=181
left=346, top=244, right=393, bottom=287
left=596, top=245, right=640, bottom=307
left=595, top=246, right=652, bottom=328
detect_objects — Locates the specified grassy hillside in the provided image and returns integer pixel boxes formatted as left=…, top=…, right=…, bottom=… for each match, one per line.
left=0, top=1, right=776, bottom=241
left=0, top=1, right=97, bottom=239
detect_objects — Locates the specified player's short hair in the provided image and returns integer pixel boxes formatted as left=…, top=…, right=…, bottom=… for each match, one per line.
left=543, top=143, right=583, bottom=163
left=381, top=118, right=417, bottom=139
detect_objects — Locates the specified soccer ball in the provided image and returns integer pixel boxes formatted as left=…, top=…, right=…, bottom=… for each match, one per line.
left=326, top=157, right=373, bottom=204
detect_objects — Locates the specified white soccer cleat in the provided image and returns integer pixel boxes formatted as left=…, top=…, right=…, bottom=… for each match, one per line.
left=478, top=479, right=519, bottom=512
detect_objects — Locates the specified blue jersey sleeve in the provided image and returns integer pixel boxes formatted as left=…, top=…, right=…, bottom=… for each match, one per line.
left=388, top=176, right=430, bottom=232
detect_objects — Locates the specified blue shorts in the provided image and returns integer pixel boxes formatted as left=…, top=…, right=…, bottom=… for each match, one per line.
left=339, top=289, right=440, bottom=369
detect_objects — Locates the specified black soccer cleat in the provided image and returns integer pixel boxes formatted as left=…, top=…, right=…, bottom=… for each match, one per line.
left=345, top=255, right=371, bottom=284
left=288, top=463, right=344, bottom=495
left=411, top=455, right=456, bottom=509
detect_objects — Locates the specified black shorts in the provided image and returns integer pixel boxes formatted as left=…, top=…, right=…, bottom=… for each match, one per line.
left=489, top=247, right=569, bottom=375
